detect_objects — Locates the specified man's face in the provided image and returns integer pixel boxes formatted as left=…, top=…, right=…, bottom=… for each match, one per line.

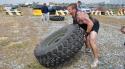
left=67, top=6, right=75, bottom=15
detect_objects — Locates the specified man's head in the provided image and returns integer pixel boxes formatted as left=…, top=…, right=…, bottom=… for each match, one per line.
left=67, top=3, right=77, bottom=16
left=43, top=3, right=46, bottom=6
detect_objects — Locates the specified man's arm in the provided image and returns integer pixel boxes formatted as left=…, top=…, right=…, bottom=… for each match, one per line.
left=77, top=11, right=93, bottom=33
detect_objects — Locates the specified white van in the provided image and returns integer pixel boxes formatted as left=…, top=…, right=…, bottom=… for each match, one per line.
left=78, top=4, right=91, bottom=14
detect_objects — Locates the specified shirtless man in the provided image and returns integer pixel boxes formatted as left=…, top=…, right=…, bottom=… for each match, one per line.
left=67, top=3, right=100, bottom=67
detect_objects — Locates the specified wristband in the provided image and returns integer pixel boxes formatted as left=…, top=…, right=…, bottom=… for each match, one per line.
left=86, top=32, right=90, bottom=35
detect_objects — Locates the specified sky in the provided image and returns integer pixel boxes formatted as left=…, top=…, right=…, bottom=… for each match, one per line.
left=0, top=0, right=124, bottom=5
left=0, top=0, right=108, bottom=4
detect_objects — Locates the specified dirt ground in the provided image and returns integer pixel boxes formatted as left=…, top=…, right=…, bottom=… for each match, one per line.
left=0, top=14, right=125, bottom=69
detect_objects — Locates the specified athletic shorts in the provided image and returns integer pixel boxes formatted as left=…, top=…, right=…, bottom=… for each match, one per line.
left=79, top=18, right=100, bottom=33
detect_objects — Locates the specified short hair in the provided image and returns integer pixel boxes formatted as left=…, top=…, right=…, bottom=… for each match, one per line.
left=77, top=1, right=82, bottom=4
left=43, top=3, right=46, bottom=6
left=67, top=3, right=77, bottom=10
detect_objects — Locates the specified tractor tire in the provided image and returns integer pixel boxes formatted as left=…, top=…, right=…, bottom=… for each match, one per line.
left=49, top=16, right=64, bottom=21
left=34, top=24, right=85, bottom=68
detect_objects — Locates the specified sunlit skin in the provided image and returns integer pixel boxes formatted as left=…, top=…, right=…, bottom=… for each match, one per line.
left=67, top=6, right=93, bottom=33
left=67, top=5, right=99, bottom=68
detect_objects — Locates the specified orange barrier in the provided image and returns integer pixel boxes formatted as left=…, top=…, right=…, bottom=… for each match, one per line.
left=117, top=8, right=125, bottom=16
left=91, top=10, right=114, bottom=16
left=105, top=10, right=114, bottom=16
left=5, top=9, right=22, bottom=16
left=91, top=10, right=101, bottom=15
left=55, top=10, right=69, bottom=16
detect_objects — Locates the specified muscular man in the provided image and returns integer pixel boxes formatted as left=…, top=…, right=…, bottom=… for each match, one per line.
left=67, top=3, right=100, bottom=67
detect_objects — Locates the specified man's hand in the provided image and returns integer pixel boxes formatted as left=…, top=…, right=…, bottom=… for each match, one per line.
left=83, top=32, right=90, bottom=42
left=84, top=32, right=90, bottom=37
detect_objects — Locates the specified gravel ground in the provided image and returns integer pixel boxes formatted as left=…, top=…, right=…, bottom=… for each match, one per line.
left=108, top=16, right=125, bottom=19
left=30, top=16, right=125, bottom=69
left=0, top=15, right=125, bottom=69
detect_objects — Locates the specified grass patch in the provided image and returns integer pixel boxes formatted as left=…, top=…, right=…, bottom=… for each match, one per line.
left=0, top=37, right=10, bottom=46
left=7, top=40, right=30, bottom=49
left=0, top=40, right=10, bottom=46
left=26, top=61, right=47, bottom=69
left=93, top=15, right=125, bottom=25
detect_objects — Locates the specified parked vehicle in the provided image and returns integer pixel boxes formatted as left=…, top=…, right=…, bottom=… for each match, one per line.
left=48, top=5, right=66, bottom=15
left=78, top=4, right=91, bottom=14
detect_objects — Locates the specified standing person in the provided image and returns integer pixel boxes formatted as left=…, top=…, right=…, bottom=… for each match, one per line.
left=41, top=3, right=49, bottom=23
left=77, top=1, right=91, bottom=15
left=77, top=1, right=82, bottom=10
left=67, top=3, right=100, bottom=68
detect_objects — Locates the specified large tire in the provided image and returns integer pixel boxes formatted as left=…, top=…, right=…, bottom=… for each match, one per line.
left=49, top=16, right=64, bottom=21
left=34, top=24, right=85, bottom=68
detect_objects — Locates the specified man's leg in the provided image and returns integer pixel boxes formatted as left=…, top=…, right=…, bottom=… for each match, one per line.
left=44, top=13, right=49, bottom=23
left=45, top=13, right=47, bottom=21
left=89, top=31, right=99, bottom=67
left=46, top=13, right=49, bottom=21
left=43, top=14, right=46, bottom=23
left=41, top=14, right=44, bottom=23
left=84, top=35, right=91, bottom=52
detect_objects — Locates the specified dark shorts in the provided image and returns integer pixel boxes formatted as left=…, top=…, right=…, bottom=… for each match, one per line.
left=92, top=19, right=100, bottom=33
left=79, top=18, right=100, bottom=33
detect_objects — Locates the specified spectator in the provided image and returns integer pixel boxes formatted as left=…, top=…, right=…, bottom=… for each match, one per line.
left=41, top=3, right=49, bottom=23
left=77, top=1, right=82, bottom=10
